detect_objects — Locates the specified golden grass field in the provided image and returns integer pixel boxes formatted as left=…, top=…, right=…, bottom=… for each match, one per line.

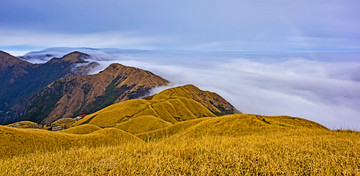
left=60, top=124, right=102, bottom=134
left=72, top=84, right=238, bottom=128
left=1, top=114, right=359, bottom=175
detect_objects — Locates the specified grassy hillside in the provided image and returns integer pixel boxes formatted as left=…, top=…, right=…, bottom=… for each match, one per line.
left=0, top=114, right=359, bottom=175
left=60, top=124, right=102, bottom=134
left=73, top=97, right=216, bottom=127
left=136, top=117, right=212, bottom=141
left=136, top=114, right=328, bottom=141
left=71, top=85, right=243, bottom=129
left=0, top=126, right=142, bottom=158
left=115, top=115, right=172, bottom=134
left=147, top=84, right=240, bottom=115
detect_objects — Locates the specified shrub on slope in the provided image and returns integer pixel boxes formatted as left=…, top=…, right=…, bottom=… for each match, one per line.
left=6, top=121, right=44, bottom=129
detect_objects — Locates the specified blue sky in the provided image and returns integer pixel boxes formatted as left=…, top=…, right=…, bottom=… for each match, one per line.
left=1, top=0, right=360, bottom=55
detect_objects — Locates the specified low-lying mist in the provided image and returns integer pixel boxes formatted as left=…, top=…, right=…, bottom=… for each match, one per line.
left=24, top=49, right=360, bottom=130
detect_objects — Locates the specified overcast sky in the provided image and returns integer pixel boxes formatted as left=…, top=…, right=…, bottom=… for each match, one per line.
left=1, top=0, right=360, bottom=55
left=1, top=1, right=360, bottom=129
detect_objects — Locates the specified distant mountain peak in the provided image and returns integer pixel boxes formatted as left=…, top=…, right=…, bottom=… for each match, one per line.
left=47, top=51, right=90, bottom=64
left=63, top=51, right=90, bottom=57
left=0, top=50, right=32, bottom=69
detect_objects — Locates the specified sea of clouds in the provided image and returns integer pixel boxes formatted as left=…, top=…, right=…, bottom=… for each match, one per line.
left=23, top=49, right=360, bottom=130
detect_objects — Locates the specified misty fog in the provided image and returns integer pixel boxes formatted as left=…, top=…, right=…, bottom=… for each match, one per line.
left=23, top=49, right=360, bottom=130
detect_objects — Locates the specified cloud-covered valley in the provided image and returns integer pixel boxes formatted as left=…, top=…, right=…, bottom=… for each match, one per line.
left=23, top=49, right=360, bottom=130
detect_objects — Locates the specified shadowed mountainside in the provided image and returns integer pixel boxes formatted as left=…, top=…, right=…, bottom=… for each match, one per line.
left=0, top=51, right=98, bottom=124
left=22, top=63, right=169, bottom=124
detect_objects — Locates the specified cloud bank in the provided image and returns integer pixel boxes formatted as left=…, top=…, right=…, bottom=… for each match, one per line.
left=78, top=53, right=360, bottom=130
left=21, top=49, right=360, bottom=129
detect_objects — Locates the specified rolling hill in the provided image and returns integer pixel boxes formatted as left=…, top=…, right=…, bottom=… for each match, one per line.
left=1, top=109, right=359, bottom=175
left=0, top=125, right=142, bottom=158
left=145, top=84, right=240, bottom=115
left=115, top=115, right=172, bottom=134
left=0, top=113, right=327, bottom=159
left=72, top=84, right=239, bottom=127
left=59, top=124, right=102, bottom=134
left=1, top=49, right=358, bottom=175
left=136, top=114, right=328, bottom=141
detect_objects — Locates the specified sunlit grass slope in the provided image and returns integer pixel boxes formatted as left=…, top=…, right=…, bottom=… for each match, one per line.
left=115, top=115, right=172, bottom=134
left=60, top=124, right=102, bottom=134
left=0, top=126, right=143, bottom=158
left=72, top=84, right=243, bottom=128
left=73, top=95, right=216, bottom=127
left=148, top=84, right=240, bottom=115
left=136, top=114, right=328, bottom=141
left=177, top=114, right=328, bottom=137
left=1, top=121, right=359, bottom=175
left=136, top=117, right=212, bottom=141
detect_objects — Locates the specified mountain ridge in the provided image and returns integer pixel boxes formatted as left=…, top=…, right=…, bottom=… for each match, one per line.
left=72, top=84, right=239, bottom=127
left=22, top=63, right=169, bottom=124
left=0, top=51, right=99, bottom=124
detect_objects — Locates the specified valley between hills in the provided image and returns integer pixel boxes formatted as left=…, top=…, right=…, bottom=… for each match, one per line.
left=0, top=50, right=359, bottom=175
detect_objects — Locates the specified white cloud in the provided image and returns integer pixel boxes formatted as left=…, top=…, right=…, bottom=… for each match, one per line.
left=18, top=48, right=360, bottom=130
left=86, top=55, right=360, bottom=130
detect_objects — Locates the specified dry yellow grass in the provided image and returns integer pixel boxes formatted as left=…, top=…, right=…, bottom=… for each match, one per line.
left=115, top=115, right=172, bottom=134
left=73, top=96, right=215, bottom=127
left=136, top=117, right=212, bottom=141
left=71, top=84, right=243, bottom=128
left=149, top=84, right=240, bottom=115
left=1, top=114, right=359, bottom=175
left=0, top=126, right=143, bottom=158
left=136, top=114, right=328, bottom=141
left=59, top=124, right=102, bottom=134
left=0, top=128, right=359, bottom=175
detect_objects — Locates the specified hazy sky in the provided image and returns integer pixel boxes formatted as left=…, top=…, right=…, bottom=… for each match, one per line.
left=1, top=1, right=360, bottom=129
left=1, top=0, right=360, bottom=54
